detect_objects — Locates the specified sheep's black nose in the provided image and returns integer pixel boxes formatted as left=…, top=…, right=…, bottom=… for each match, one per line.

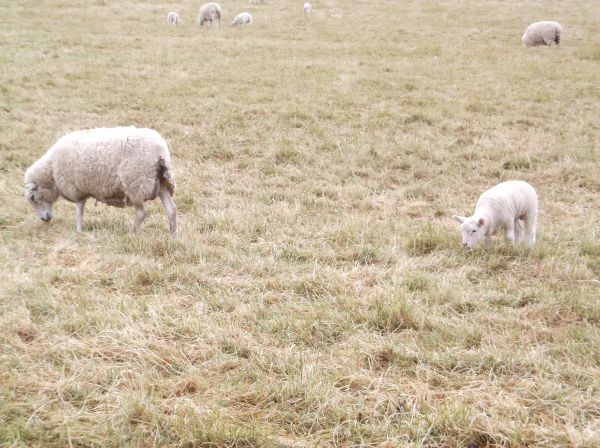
left=41, top=214, right=51, bottom=222
left=462, top=243, right=469, bottom=248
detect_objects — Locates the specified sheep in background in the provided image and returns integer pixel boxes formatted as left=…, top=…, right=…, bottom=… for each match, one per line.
left=198, top=3, right=222, bottom=27
left=167, top=11, right=182, bottom=26
left=231, top=12, right=253, bottom=26
left=24, top=127, right=177, bottom=235
left=522, top=21, right=562, bottom=47
left=250, top=0, right=264, bottom=4
left=304, top=3, right=312, bottom=14
left=452, top=181, right=537, bottom=248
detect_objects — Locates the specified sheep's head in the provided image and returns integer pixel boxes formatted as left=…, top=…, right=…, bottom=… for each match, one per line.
left=25, top=182, right=56, bottom=223
left=452, top=215, right=487, bottom=249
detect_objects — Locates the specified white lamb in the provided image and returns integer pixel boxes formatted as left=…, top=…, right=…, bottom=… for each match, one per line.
left=24, top=127, right=177, bottom=235
left=303, top=3, right=312, bottom=14
left=522, top=21, right=562, bottom=47
left=452, top=181, right=537, bottom=248
left=231, top=12, right=252, bottom=26
left=167, top=11, right=182, bottom=26
left=198, top=3, right=222, bottom=26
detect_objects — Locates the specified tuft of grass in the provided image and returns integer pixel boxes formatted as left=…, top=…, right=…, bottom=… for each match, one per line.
left=407, top=224, right=456, bottom=255
left=363, top=290, right=426, bottom=333
left=577, top=44, right=600, bottom=61
left=502, top=154, right=539, bottom=170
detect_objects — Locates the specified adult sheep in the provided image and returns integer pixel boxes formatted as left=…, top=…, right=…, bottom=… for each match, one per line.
left=167, top=11, right=182, bottom=26
left=231, top=12, right=252, bottom=26
left=522, top=21, right=562, bottom=47
left=24, top=127, right=177, bottom=235
left=452, top=181, right=537, bottom=248
left=198, top=3, right=222, bottom=26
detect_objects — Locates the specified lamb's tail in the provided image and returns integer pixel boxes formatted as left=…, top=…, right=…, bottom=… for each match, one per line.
left=158, top=157, right=175, bottom=196
left=555, top=28, right=561, bottom=45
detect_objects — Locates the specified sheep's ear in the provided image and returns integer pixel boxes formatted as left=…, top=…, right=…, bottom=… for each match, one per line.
left=452, top=215, right=465, bottom=224
left=477, top=217, right=486, bottom=227
left=25, top=182, right=38, bottom=192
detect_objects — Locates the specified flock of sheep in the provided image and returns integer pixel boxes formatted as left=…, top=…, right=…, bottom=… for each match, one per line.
left=23, top=13, right=564, bottom=248
left=167, top=1, right=313, bottom=28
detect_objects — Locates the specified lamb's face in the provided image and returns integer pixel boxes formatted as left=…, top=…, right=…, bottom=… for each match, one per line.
left=25, top=183, right=54, bottom=222
left=452, top=215, right=486, bottom=249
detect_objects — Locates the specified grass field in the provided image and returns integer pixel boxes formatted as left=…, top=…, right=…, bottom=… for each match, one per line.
left=1, top=0, right=600, bottom=446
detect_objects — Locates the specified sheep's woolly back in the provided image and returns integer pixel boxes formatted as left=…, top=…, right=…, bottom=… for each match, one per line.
left=167, top=12, right=181, bottom=25
left=522, top=21, right=562, bottom=47
left=198, top=3, right=222, bottom=24
left=475, top=181, right=537, bottom=234
left=231, top=12, right=252, bottom=26
left=25, top=127, right=175, bottom=207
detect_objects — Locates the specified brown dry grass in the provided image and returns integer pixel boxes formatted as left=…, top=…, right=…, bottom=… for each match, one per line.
left=1, top=0, right=600, bottom=446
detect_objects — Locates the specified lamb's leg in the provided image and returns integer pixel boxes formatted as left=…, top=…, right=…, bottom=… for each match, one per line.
left=523, top=211, right=537, bottom=246
left=76, top=200, right=86, bottom=232
left=131, top=204, right=146, bottom=233
left=513, top=219, right=523, bottom=243
left=159, top=187, right=177, bottom=235
left=505, top=220, right=515, bottom=244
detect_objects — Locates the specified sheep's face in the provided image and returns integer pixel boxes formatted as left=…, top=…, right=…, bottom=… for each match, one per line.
left=25, top=183, right=55, bottom=223
left=452, top=215, right=487, bottom=249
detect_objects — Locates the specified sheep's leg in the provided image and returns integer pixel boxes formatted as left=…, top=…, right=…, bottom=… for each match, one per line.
left=159, top=187, right=177, bottom=235
left=131, top=204, right=146, bottom=233
left=513, top=219, right=523, bottom=243
left=523, top=212, right=537, bottom=246
left=76, top=200, right=86, bottom=232
left=505, top=221, right=515, bottom=244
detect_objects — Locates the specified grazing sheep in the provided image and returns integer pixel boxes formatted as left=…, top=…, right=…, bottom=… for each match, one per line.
left=198, top=2, right=222, bottom=26
left=249, top=0, right=263, bottom=4
left=303, top=2, right=312, bottom=14
left=452, top=181, right=537, bottom=248
left=522, top=21, right=562, bottom=47
left=24, top=127, right=177, bottom=235
left=167, top=11, right=182, bottom=26
left=231, top=12, right=252, bottom=26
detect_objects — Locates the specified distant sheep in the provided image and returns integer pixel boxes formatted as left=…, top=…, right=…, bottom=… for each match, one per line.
left=24, top=127, right=177, bottom=235
left=167, top=11, right=182, bottom=26
left=522, top=21, right=562, bottom=47
left=231, top=12, right=252, bottom=26
left=452, top=181, right=537, bottom=248
left=198, top=3, right=222, bottom=26
left=304, top=2, right=312, bottom=14
left=250, top=0, right=264, bottom=4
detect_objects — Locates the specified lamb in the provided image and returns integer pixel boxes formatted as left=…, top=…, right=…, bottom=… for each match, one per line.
left=24, top=127, right=177, bottom=235
left=303, top=3, right=312, bottom=14
left=167, top=11, right=182, bottom=26
left=231, top=12, right=252, bottom=26
left=452, top=181, right=537, bottom=248
left=198, top=3, right=222, bottom=26
left=522, top=21, right=562, bottom=47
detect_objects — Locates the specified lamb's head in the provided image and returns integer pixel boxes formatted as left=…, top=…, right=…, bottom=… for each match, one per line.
left=452, top=215, right=488, bottom=248
left=24, top=181, right=57, bottom=223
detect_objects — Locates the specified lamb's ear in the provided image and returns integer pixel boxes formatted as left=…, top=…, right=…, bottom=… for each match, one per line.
left=477, top=217, right=486, bottom=227
left=25, top=182, right=38, bottom=192
left=452, top=215, right=465, bottom=224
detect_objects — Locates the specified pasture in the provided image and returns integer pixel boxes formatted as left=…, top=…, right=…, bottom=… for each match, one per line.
left=1, top=0, right=600, bottom=446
